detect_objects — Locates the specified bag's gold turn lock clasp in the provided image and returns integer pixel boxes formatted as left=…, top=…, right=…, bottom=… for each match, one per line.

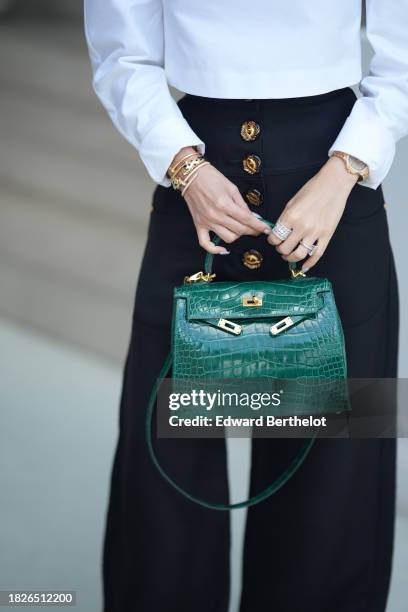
left=242, top=295, right=263, bottom=307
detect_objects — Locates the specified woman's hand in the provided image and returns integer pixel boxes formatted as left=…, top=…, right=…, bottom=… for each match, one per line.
left=268, top=156, right=359, bottom=271
left=182, top=164, right=271, bottom=254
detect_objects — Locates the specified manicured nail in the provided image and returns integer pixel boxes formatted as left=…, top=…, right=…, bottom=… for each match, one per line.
left=302, top=267, right=309, bottom=272
left=263, top=228, right=271, bottom=235
left=220, top=250, right=230, bottom=255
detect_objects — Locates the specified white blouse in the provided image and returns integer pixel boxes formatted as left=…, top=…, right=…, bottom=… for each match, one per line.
left=84, top=0, right=408, bottom=190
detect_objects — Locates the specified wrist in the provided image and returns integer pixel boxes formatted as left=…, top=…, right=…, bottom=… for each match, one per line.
left=167, top=146, right=209, bottom=195
left=167, top=146, right=198, bottom=177
left=322, top=156, right=359, bottom=190
left=330, top=150, right=369, bottom=183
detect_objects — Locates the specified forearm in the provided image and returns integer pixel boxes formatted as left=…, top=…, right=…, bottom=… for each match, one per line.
left=84, top=0, right=204, bottom=186
left=328, top=0, right=408, bottom=189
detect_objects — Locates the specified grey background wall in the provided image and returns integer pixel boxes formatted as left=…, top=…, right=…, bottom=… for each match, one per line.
left=0, top=4, right=406, bottom=612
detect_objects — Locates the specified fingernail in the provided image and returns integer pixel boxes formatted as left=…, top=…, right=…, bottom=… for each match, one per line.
left=302, top=267, right=309, bottom=272
left=263, top=228, right=271, bottom=235
left=220, top=250, right=230, bottom=255
left=252, top=212, right=262, bottom=219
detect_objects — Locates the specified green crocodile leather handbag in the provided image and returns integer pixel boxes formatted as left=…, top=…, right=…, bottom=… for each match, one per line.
left=146, top=219, right=348, bottom=510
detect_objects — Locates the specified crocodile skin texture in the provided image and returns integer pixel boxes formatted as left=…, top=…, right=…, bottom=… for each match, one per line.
left=177, top=279, right=329, bottom=319
left=172, top=277, right=347, bottom=383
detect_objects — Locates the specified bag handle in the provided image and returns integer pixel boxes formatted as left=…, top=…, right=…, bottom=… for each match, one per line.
left=146, top=354, right=317, bottom=511
left=204, top=217, right=301, bottom=277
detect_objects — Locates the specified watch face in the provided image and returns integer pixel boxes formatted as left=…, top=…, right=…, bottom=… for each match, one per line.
left=349, top=155, right=367, bottom=172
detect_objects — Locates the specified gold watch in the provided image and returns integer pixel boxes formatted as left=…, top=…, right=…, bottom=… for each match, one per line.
left=331, top=151, right=369, bottom=182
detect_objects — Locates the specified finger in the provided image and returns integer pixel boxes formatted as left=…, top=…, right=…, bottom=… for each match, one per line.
left=266, top=217, right=294, bottom=246
left=285, top=235, right=319, bottom=263
left=211, top=224, right=239, bottom=245
left=267, top=231, right=284, bottom=246
left=275, top=228, right=304, bottom=256
left=220, top=214, right=258, bottom=237
left=302, top=237, right=329, bottom=271
left=197, top=227, right=230, bottom=255
left=229, top=184, right=249, bottom=209
left=237, top=209, right=271, bottom=235
left=284, top=244, right=309, bottom=262
left=229, top=192, right=271, bottom=235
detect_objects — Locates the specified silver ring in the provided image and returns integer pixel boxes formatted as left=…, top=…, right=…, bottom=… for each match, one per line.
left=299, top=240, right=317, bottom=256
left=272, top=221, right=292, bottom=241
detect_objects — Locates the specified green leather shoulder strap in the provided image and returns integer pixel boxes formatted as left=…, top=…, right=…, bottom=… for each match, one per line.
left=146, top=354, right=317, bottom=511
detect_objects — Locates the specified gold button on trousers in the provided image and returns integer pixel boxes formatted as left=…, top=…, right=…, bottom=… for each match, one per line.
left=242, top=154, right=262, bottom=174
left=244, top=188, right=263, bottom=206
left=242, top=249, right=263, bottom=269
left=240, top=120, right=260, bottom=142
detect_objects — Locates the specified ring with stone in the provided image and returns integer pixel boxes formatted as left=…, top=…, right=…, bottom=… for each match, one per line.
left=272, top=221, right=292, bottom=241
left=299, top=240, right=317, bottom=257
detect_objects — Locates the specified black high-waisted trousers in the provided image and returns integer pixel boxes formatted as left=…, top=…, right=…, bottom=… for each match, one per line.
left=103, top=88, right=399, bottom=612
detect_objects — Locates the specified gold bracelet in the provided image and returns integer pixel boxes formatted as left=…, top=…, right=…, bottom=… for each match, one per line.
left=178, top=155, right=205, bottom=176
left=172, top=160, right=210, bottom=192
left=170, top=157, right=207, bottom=190
left=167, top=150, right=198, bottom=178
left=169, top=154, right=203, bottom=182
left=181, top=162, right=211, bottom=196
left=181, top=170, right=200, bottom=197
left=171, top=159, right=207, bottom=191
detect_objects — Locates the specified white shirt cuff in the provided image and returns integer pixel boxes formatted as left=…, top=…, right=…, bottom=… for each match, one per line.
left=328, top=101, right=396, bottom=189
left=138, top=116, right=205, bottom=186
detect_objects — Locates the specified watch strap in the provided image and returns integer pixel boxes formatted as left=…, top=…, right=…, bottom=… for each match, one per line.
left=331, top=150, right=369, bottom=181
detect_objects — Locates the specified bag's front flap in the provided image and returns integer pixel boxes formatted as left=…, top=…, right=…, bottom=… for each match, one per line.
left=175, top=278, right=331, bottom=320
